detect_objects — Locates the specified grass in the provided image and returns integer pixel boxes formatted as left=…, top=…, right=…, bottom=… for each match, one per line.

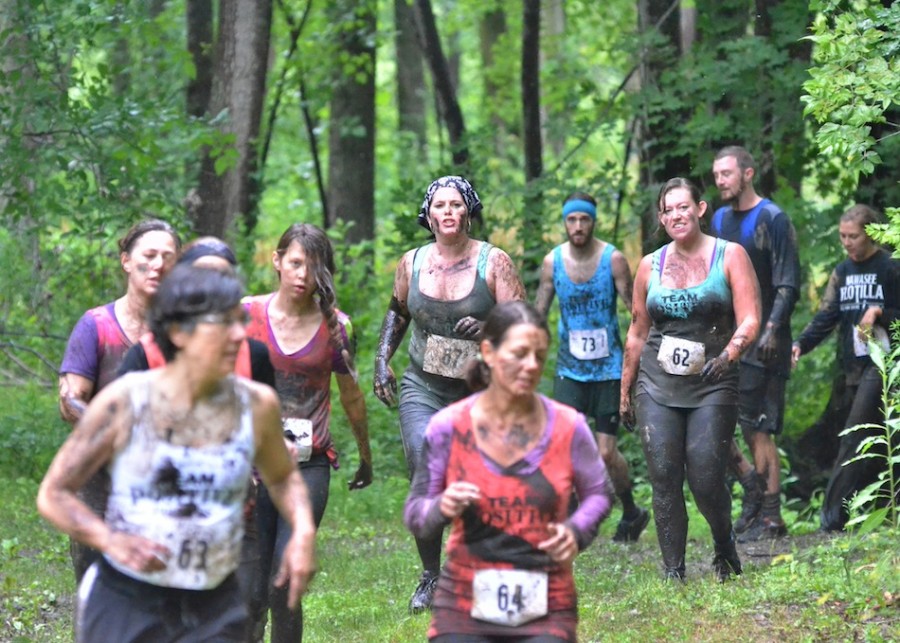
left=0, top=388, right=897, bottom=642
left=3, top=470, right=897, bottom=642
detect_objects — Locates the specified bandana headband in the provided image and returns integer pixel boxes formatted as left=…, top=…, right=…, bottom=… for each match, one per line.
left=417, top=175, right=483, bottom=232
left=562, top=199, right=597, bottom=221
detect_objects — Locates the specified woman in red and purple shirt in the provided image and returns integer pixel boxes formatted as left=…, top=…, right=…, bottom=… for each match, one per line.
left=243, top=223, right=372, bottom=642
left=58, top=218, right=180, bottom=582
left=405, top=301, right=612, bottom=642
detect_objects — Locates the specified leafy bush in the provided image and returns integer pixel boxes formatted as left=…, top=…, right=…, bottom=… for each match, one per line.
left=0, top=386, right=66, bottom=481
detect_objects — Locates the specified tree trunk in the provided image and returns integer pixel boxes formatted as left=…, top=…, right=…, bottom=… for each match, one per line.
left=185, top=0, right=214, bottom=119
left=326, top=0, right=377, bottom=243
left=635, top=0, right=684, bottom=254
left=394, top=0, right=427, bottom=155
left=194, top=0, right=272, bottom=238
left=412, top=0, right=467, bottom=167
left=541, top=0, right=565, bottom=159
left=680, top=0, right=696, bottom=52
left=521, top=0, right=543, bottom=286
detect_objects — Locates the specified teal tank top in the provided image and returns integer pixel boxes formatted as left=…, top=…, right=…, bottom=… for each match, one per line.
left=637, top=237, right=737, bottom=407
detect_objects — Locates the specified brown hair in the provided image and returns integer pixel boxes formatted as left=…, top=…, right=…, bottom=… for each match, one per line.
left=840, top=203, right=882, bottom=229
left=118, top=219, right=181, bottom=255
left=657, top=177, right=703, bottom=213
left=275, top=223, right=356, bottom=379
left=464, top=301, right=550, bottom=392
left=714, top=145, right=755, bottom=173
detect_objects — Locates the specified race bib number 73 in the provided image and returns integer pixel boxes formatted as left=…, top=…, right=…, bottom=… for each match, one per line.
left=568, top=328, right=609, bottom=360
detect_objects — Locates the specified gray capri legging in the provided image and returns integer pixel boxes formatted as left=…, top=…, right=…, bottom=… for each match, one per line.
left=398, top=370, right=469, bottom=477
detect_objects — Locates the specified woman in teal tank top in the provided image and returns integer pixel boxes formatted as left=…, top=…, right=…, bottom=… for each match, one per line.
left=620, top=178, right=761, bottom=582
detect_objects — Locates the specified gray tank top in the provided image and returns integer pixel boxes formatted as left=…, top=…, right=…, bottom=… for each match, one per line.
left=406, top=241, right=496, bottom=398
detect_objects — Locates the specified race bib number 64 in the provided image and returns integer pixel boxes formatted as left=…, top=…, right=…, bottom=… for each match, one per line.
left=471, top=569, right=548, bottom=627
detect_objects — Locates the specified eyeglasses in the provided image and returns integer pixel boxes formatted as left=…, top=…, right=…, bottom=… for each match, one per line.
left=194, top=311, right=249, bottom=327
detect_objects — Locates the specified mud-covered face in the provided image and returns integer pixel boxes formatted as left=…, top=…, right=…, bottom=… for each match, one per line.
left=426, top=187, right=469, bottom=236
left=839, top=220, right=877, bottom=263
left=659, top=187, right=706, bottom=242
left=122, top=230, right=178, bottom=297
left=273, top=240, right=316, bottom=301
left=482, top=323, right=549, bottom=397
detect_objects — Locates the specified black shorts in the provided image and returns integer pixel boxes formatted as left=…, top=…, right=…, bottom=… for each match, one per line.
left=552, top=376, right=620, bottom=435
left=737, top=364, right=786, bottom=435
left=78, top=558, right=248, bottom=642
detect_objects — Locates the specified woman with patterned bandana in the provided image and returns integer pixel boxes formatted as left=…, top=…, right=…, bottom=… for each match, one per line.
left=374, top=176, right=525, bottom=613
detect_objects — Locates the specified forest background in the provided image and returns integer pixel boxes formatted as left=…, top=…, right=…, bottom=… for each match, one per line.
left=0, top=0, right=898, bottom=640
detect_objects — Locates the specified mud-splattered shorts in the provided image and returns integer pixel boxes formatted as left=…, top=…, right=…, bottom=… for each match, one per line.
left=737, top=364, right=786, bottom=435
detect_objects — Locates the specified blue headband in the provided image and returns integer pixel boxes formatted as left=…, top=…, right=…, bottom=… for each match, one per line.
left=562, top=199, right=597, bottom=221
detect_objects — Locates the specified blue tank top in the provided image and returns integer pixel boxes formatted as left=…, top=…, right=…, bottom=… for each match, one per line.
left=552, top=243, right=623, bottom=382
left=637, top=238, right=737, bottom=407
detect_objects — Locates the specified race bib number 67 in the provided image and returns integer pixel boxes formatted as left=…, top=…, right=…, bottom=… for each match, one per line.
left=422, top=334, right=480, bottom=379
left=471, top=569, right=548, bottom=627
left=657, top=335, right=705, bottom=376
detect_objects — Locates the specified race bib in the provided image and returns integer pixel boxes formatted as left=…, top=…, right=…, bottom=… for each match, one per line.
left=283, top=418, right=313, bottom=463
left=568, top=328, right=610, bottom=360
left=657, top=335, right=705, bottom=376
left=853, top=325, right=891, bottom=357
left=422, top=334, right=480, bottom=379
left=471, top=569, right=548, bottom=627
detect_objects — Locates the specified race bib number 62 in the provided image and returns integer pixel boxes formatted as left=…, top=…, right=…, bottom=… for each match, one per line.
left=657, top=335, right=705, bottom=376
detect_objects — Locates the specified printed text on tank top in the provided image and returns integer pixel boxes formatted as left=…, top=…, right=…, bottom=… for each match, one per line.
left=658, top=238, right=718, bottom=290
left=417, top=239, right=486, bottom=301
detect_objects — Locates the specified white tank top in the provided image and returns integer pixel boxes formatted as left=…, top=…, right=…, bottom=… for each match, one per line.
left=104, top=371, right=255, bottom=589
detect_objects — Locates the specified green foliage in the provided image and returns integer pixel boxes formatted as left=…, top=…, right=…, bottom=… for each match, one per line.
left=803, top=1, right=900, bottom=182
left=842, top=339, right=900, bottom=532
left=0, top=385, right=66, bottom=480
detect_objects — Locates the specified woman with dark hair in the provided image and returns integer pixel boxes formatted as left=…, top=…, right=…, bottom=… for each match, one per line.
left=792, top=204, right=900, bottom=532
left=38, top=264, right=316, bottom=642
left=620, top=178, right=761, bottom=582
left=404, top=301, right=612, bottom=642
left=243, top=222, right=372, bottom=642
left=374, top=175, right=526, bottom=613
left=116, top=236, right=275, bottom=640
left=58, top=218, right=181, bottom=582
